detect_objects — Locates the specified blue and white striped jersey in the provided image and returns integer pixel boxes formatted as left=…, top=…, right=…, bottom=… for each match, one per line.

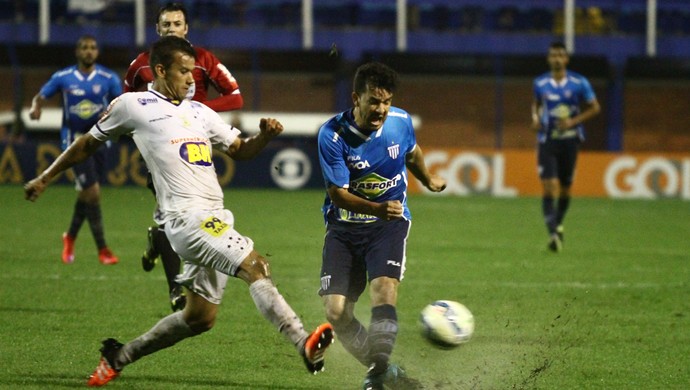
left=533, top=70, right=596, bottom=143
left=38, top=64, right=121, bottom=150
left=318, top=107, right=417, bottom=223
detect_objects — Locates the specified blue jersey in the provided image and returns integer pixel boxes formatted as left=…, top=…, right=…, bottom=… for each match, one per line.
left=533, top=70, right=596, bottom=143
left=38, top=64, right=122, bottom=150
left=318, top=107, right=417, bottom=224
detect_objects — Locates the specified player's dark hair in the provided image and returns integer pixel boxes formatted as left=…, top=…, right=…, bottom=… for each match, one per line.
left=157, top=2, right=188, bottom=24
left=353, top=62, right=399, bottom=95
left=549, top=41, right=567, bottom=51
left=150, top=36, right=196, bottom=71
left=76, top=34, right=97, bottom=48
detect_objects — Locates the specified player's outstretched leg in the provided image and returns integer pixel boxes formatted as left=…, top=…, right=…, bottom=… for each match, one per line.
left=302, top=323, right=335, bottom=374
left=87, top=338, right=123, bottom=387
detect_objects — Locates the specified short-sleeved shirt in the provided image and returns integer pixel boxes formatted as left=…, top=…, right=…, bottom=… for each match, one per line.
left=38, top=64, right=121, bottom=150
left=90, top=90, right=240, bottom=223
left=317, top=107, right=417, bottom=224
left=533, top=70, right=596, bottom=144
left=124, top=46, right=242, bottom=112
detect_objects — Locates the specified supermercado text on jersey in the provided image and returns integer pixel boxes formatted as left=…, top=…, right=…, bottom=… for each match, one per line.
left=90, top=91, right=240, bottom=222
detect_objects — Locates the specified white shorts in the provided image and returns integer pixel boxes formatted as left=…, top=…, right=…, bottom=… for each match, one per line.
left=166, top=209, right=254, bottom=304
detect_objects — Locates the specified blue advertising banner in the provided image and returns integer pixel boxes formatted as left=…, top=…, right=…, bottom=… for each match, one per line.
left=0, top=136, right=324, bottom=190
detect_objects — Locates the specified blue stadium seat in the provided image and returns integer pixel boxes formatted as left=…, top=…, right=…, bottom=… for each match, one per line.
left=358, top=2, right=396, bottom=29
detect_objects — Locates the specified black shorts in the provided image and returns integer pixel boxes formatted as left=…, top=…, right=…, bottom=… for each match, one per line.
left=72, top=146, right=107, bottom=191
left=537, top=139, right=579, bottom=187
left=318, top=218, right=411, bottom=302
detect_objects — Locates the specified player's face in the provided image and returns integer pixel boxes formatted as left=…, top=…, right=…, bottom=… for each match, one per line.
left=547, top=47, right=569, bottom=72
left=76, top=39, right=98, bottom=68
left=156, top=10, right=188, bottom=38
left=352, top=84, right=393, bottom=132
left=156, top=51, right=195, bottom=101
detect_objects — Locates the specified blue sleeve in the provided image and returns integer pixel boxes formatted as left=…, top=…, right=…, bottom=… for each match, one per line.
left=317, top=126, right=349, bottom=189
left=580, top=77, right=596, bottom=103
left=39, top=72, right=62, bottom=99
left=109, top=71, right=123, bottom=99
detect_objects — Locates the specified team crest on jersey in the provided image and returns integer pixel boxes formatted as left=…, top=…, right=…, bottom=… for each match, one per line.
left=388, top=144, right=400, bottom=159
left=92, top=84, right=102, bottom=94
left=180, top=142, right=212, bottom=166
left=350, top=173, right=401, bottom=199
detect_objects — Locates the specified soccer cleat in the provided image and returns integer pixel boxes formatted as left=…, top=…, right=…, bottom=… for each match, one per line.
left=302, top=323, right=335, bottom=374
left=62, top=232, right=75, bottom=264
left=556, top=225, right=564, bottom=243
left=363, top=364, right=424, bottom=390
left=141, top=226, right=159, bottom=272
left=87, top=338, right=123, bottom=387
left=547, top=233, right=562, bottom=253
left=98, top=248, right=119, bottom=265
left=170, top=285, right=187, bottom=312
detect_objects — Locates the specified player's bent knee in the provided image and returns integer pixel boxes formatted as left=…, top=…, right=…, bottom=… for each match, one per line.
left=236, top=251, right=272, bottom=284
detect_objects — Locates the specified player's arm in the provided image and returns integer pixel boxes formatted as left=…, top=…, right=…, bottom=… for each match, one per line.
left=405, top=145, right=446, bottom=193
left=225, top=118, right=282, bottom=160
left=202, top=52, right=243, bottom=112
left=531, top=98, right=542, bottom=131
left=25, top=134, right=104, bottom=201
left=559, top=98, right=601, bottom=130
left=123, top=54, right=151, bottom=92
left=29, top=93, right=48, bottom=120
left=327, top=185, right=404, bottom=220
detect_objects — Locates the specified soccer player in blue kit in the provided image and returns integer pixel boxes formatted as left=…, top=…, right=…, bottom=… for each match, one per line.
left=29, top=35, right=122, bottom=265
left=317, top=62, right=446, bottom=390
left=531, top=41, right=600, bottom=252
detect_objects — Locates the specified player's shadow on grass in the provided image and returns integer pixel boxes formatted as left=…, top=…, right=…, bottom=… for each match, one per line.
left=5, top=373, right=329, bottom=389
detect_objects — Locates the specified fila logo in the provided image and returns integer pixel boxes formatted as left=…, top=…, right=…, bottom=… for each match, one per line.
left=388, top=144, right=400, bottom=159
left=320, top=275, right=332, bottom=291
left=386, top=260, right=401, bottom=267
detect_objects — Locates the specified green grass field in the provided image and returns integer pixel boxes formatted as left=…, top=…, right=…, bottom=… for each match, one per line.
left=1, top=185, right=689, bottom=389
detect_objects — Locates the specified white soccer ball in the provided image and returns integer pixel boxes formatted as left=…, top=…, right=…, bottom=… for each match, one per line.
left=419, top=300, right=475, bottom=347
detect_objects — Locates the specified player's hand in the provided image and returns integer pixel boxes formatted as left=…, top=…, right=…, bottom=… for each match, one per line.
left=556, top=117, right=574, bottom=130
left=426, top=175, right=447, bottom=192
left=24, top=176, right=48, bottom=202
left=29, top=106, right=41, bottom=120
left=259, top=118, right=284, bottom=138
left=378, top=200, right=403, bottom=221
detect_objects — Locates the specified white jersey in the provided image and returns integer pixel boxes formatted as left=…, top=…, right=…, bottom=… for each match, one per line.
left=90, top=90, right=240, bottom=223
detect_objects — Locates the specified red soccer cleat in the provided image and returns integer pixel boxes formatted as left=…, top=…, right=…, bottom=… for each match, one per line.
left=98, top=248, right=119, bottom=265
left=302, top=323, right=335, bottom=374
left=87, top=339, right=123, bottom=387
left=62, top=233, right=75, bottom=264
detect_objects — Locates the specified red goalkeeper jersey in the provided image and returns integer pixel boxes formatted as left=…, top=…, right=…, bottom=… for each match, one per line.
left=124, top=46, right=243, bottom=112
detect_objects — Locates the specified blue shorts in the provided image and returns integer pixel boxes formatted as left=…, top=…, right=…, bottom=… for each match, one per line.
left=537, top=139, right=579, bottom=187
left=72, top=146, right=107, bottom=191
left=319, top=218, right=411, bottom=302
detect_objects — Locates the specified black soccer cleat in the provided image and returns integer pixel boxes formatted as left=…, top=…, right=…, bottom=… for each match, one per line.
left=170, top=285, right=187, bottom=312
left=141, top=226, right=159, bottom=272
left=87, top=338, right=123, bottom=387
left=548, top=233, right=562, bottom=253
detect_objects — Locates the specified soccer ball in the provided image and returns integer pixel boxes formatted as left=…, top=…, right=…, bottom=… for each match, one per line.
left=419, top=300, right=474, bottom=347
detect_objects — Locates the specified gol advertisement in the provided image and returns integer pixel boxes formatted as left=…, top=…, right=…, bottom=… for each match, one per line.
left=408, top=148, right=690, bottom=200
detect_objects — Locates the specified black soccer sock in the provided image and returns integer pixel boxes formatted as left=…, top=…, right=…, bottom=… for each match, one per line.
left=368, top=304, right=398, bottom=375
left=157, top=227, right=182, bottom=292
left=541, top=196, right=557, bottom=234
left=335, top=318, right=370, bottom=367
left=67, top=200, right=88, bottom=238
left=556, top=196, right=571, bottom=226
left=84, top=202, right=106, bottom=249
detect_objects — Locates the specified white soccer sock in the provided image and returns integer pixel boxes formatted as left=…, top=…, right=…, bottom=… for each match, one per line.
left=116, top=311, right=195, bottom=370
left=249, top=278, right=308, bottom=351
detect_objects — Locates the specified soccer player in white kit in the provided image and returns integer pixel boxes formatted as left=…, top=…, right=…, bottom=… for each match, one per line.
left=24, top=36, right=333, bottom=387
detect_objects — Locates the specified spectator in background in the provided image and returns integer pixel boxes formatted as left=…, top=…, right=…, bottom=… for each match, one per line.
left=125, top=1, right=244, bottom=312
left=29, top=35, right=121, bottom=265
left=531, top=41, right=600, bottom=252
